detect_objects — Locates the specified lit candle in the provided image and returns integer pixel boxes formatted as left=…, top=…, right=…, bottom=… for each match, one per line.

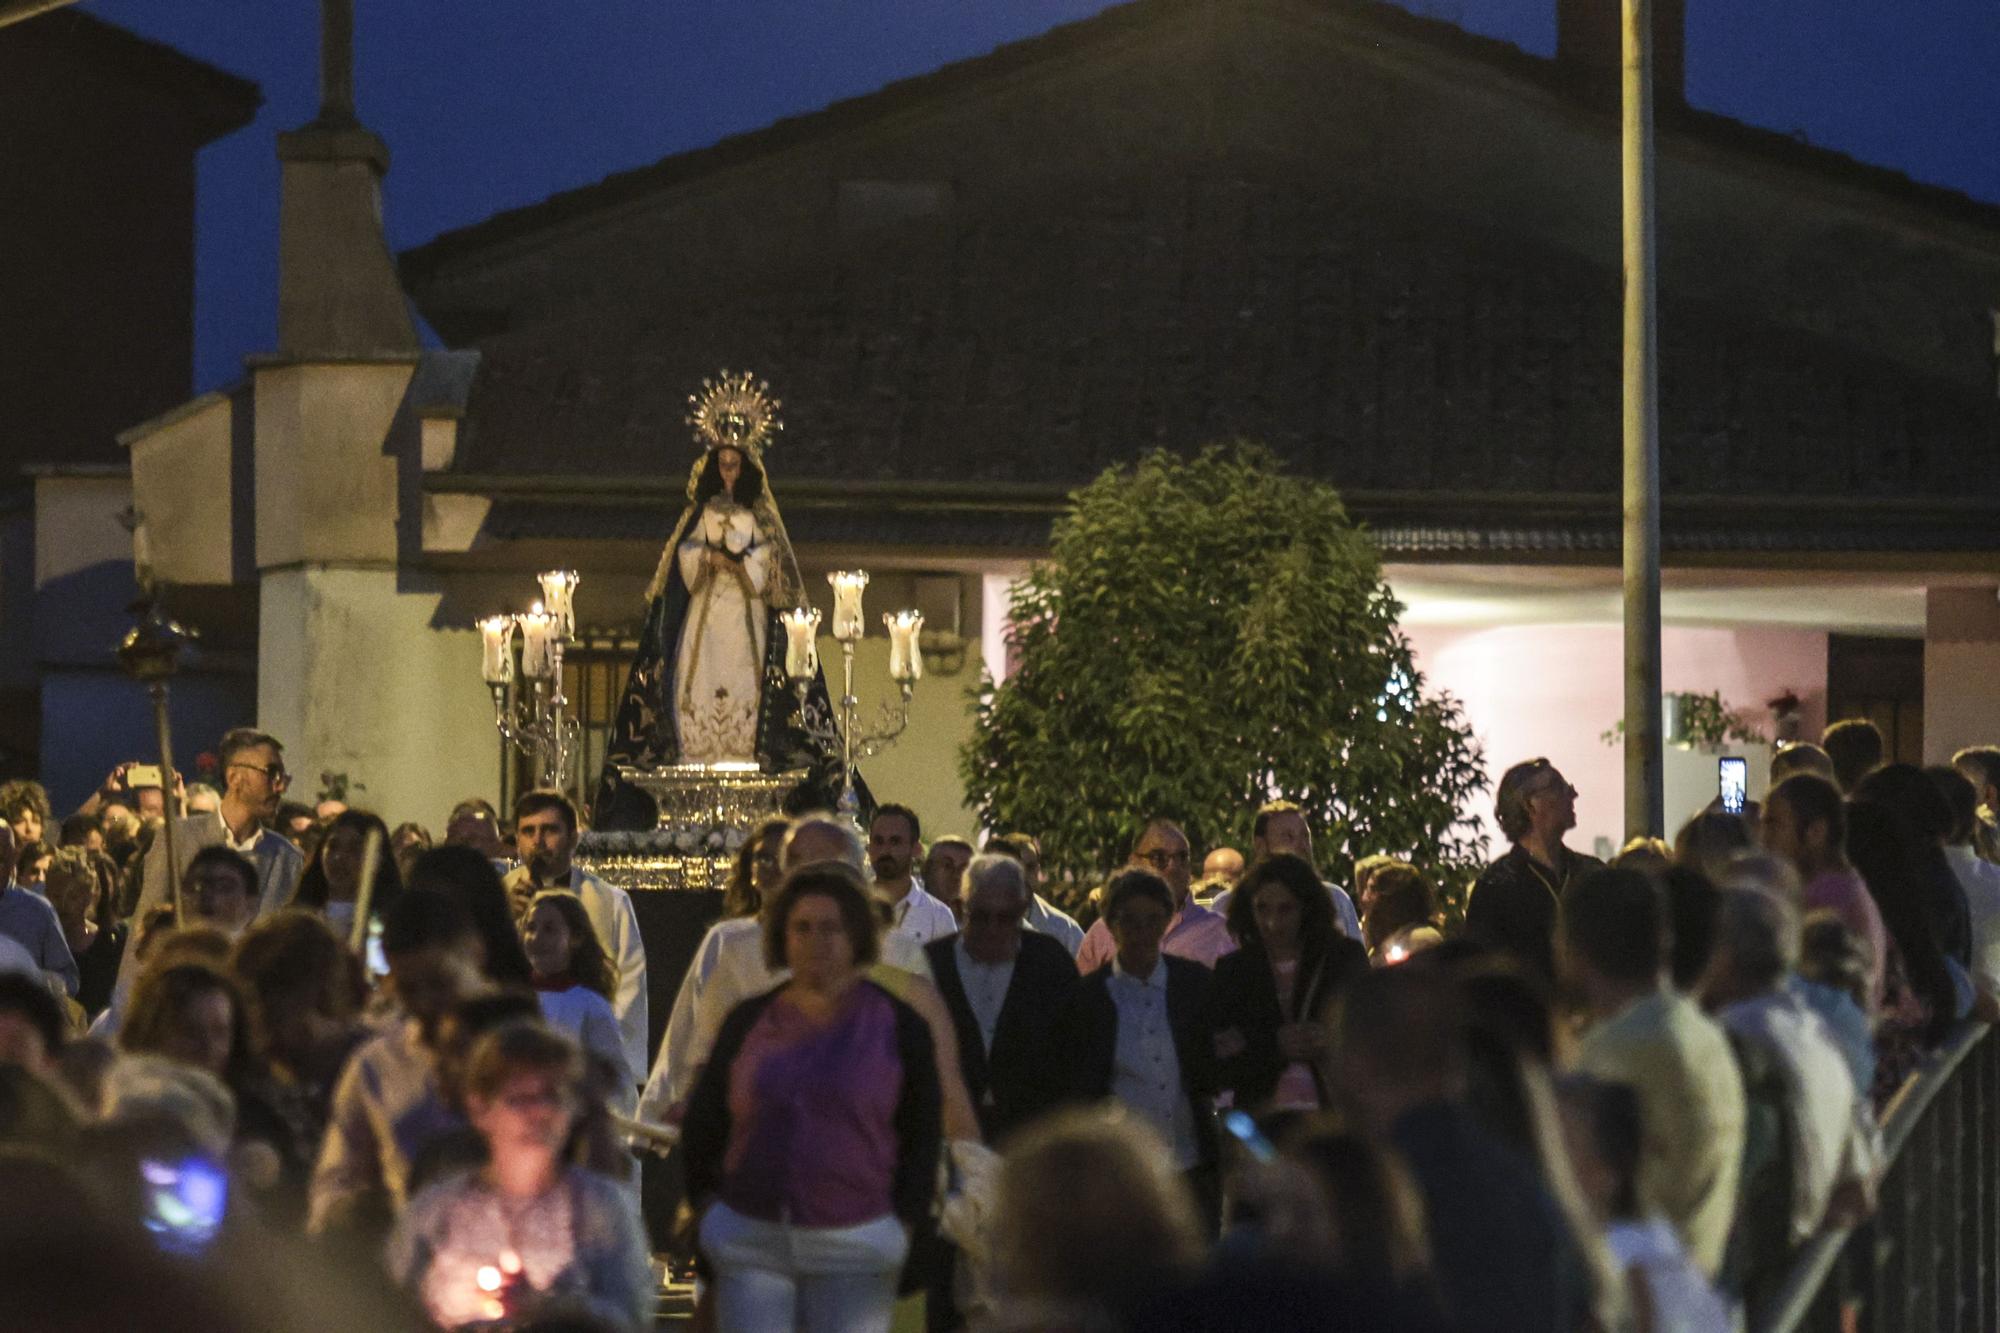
left=478, top=615, right=516, bottom=685
left=517, top=610, right=558, bottom=680
left=828, top=570, right=869, bottom=642
left=781, top=607, right=821, bottom=680
left=884, top=610, right=924, bottom=683
left=536, top=569, right=580, bottom=639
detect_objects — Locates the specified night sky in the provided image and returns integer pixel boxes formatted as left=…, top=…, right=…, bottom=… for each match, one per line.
left=77, top=0, right=2000, bottom=396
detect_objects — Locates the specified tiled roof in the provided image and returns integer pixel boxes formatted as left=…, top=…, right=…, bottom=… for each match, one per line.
left=438, top=181, right=1999, bottom=507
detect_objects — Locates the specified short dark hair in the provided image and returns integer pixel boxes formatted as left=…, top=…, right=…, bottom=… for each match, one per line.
left=1334, top=965, right=1464, bottom=1091
left=513, top=789, right=578, bottom=835
left=870, top=803, right=920, bottom=843
left=1769, top=742, right=1835, bottom=785
left=1129, top=818, right=1185, bottom=855
left=1822, top=718, right=1884, bottom=792
left=1102, top=869, right=1174, bottom=924
left=763, top=864, right=880, bottom=971
left=1494, top=759, right=1558, bottom=842
left=0, top=972, right=65, bottom=1056
left=1227, top=852, right=1334, bottom=948
left=1660, top=865, right=1719, bottom=991
left=57, top=814, right=98, bottom=847
left=184, top=845, right=258, bottom=900
left=1924, top=765, right=1980, bottom=845
left=1769, top=773, right=1846, bottom=848
left=1561, top=868, right=1664, bottom=983
left=463, top=1020, right=583, bottom=1104
left=217, top=728, right=283, bottom=768
left=1953, top=746, right=2000, bottom=796
left=1251, top=801, right=1305, bottom=842
left=1852, top=764, right=1953, bottom=844
left=380, top=889, right=476, bottom=958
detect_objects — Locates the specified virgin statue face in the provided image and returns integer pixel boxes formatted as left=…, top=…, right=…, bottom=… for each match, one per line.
left=715, top=447, right=744, bottom=497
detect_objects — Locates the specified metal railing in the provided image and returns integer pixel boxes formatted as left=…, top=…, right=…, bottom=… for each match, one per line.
left=1756, top=1021, right=1999, bottom=1333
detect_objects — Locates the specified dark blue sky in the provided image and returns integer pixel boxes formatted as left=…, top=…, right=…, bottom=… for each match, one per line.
left=81, top=0, right=2000, bottom=394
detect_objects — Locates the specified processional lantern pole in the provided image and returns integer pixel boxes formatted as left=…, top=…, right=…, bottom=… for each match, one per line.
left=118, top=596, right=193, bottom=923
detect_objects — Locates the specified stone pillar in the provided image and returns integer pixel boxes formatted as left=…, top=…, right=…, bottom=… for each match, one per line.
left=1924, top=586, right=2000, bottom=764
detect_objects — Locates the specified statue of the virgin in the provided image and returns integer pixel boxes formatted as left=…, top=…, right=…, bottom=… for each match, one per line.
left=592, top=373, right=848, bottom=828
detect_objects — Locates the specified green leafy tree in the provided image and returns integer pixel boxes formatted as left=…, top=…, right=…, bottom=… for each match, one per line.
left=961, top=443, right=1488, bottom=901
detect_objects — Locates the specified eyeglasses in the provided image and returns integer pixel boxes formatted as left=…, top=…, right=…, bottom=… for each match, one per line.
left=229, top=761, right=289, bottom=787
left=1138, top=849, right=1191, bottom=869
left=1530, top=779, right=1578, bottom=802
left=966, top=906, right=1026, bottom=926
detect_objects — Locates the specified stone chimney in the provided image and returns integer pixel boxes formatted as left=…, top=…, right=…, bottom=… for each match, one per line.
left=273, top=0, right=418, bottom=358
left=1556, top=0, right=1685, bottom=109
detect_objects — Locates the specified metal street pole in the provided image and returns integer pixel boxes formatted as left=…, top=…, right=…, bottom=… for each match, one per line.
left=1622, top=0, right=1664, bottom=838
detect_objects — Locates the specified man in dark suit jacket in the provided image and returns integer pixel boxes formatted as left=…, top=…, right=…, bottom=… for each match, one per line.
left=926, top=854, right=1079, bottom=1145
left=1059, top=870, right=1219, bottom=1178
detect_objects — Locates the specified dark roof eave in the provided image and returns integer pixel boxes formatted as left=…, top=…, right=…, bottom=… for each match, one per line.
left=35, top=11, right=262, bottom=142
left=427, top=471, right=2000, bottom=520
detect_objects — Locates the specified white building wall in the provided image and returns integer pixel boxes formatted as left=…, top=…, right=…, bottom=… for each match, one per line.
left=258, top=566, right=497, bottom=833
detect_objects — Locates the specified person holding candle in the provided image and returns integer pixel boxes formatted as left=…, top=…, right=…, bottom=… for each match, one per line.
left=594, top=373, right=853, bottom=826
left=390, top=1021, right=653, bottom=1330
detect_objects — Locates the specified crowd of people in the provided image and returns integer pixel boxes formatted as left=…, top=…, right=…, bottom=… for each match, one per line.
left=0, top=719, right=1997, bottom=1332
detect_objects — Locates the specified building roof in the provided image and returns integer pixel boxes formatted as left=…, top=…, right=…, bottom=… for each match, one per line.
left=428, top=181, right=2000, bottom=505
left=12, top=10, right=261, bottom=142
left=402, top=0, right=2000, bottom=286
left=398, top=0, right=2000, bottom=560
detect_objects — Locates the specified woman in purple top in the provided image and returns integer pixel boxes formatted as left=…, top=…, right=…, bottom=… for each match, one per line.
left=683, top=862, right=943, bottom=1332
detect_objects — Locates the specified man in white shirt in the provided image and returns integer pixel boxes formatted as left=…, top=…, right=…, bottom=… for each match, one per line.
left=123, top=728, right=305, bottom=992
left=869, top=802, right=956, bottom=946
left=501, top=790, right=648, bottom=1082
left=1206, top=801, right=1361, bottom=940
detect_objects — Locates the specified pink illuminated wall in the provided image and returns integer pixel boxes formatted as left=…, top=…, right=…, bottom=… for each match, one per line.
left=1404, top=623, right=1828, bottom=859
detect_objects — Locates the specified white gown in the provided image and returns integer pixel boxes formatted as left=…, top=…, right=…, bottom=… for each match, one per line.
left=673, top=500, right=769, bottom=763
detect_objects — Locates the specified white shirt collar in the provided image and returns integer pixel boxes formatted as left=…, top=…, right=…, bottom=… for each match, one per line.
left=1110, top=956, right=1167, bottom=989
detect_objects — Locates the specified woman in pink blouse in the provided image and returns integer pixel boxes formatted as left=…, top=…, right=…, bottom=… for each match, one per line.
left=683, top=863, right=943, bottom=1332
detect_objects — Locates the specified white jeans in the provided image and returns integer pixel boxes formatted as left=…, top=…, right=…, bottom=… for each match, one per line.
left=700, top=1201, right=908, bottom=1333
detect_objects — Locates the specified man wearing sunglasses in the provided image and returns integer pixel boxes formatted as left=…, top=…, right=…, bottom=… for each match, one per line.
left=1465, top=757, right=1601, bottom=985
left=119, top=727, right=305, bottom=992
left=1074, top=818, right=1235, bottom=972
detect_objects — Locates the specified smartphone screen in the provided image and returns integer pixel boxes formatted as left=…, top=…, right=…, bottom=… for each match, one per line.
left=141, top=1157, right=228, bottom=1255
left=1718, top=757, right=1748, bottom=816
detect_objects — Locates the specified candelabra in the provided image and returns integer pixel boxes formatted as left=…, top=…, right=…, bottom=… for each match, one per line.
left=780, top=571, right=924, bottom=823
left=480, top=570, right=582, bottom=793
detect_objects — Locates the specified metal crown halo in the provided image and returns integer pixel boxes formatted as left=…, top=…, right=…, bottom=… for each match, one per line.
left=687, top=370, right=783, bottom=460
